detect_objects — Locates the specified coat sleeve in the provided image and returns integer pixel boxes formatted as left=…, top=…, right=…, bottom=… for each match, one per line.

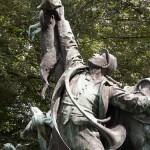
left=57, top=19, right=83, bottom=69
left=109, top=84, right=150, bottom=114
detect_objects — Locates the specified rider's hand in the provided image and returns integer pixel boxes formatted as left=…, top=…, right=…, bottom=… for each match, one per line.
left=55, top=6, right=65, bottom=21
left=37, top=0, right=62, bottom=11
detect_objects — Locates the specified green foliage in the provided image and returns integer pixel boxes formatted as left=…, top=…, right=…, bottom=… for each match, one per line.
left=0, top=0, right=47, bottom=149
left=0, top=0, right=150, bottom=149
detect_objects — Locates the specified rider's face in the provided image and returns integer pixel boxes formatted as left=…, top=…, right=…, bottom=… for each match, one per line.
left=88, top=53, right=107, bottom=68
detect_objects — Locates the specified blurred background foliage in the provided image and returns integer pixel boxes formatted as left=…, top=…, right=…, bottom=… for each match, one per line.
left=0, top=0, right=150, bottom=149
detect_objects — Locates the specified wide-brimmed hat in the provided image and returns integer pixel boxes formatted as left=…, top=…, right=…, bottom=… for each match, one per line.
left=101, top=48, right=117, bottom=72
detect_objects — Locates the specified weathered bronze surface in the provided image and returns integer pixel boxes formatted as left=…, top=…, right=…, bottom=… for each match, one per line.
left=49, top=5, right=150, bottom=149
left=26, top=1, right=150, bottom=150
left=111, top=78, right=150, bottom=150
left=21, top=107, right=53, bottom=150
left=3, top=143, right=22, bottom=150
left=28, top=0, right=63, bottom=99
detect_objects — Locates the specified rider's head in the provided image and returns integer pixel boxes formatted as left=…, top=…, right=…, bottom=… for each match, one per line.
left=88, top=49, right=117, bottom=74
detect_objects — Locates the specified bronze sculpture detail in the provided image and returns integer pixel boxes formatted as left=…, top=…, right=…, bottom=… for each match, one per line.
left=28, top=0, right=63, bottom=99
left=25, top=1, right=150, bottom=150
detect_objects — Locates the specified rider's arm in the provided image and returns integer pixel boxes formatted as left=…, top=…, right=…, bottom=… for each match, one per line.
left=56, top=7, right=83, bottom=69
left=109, top=84, right=150, bottom=114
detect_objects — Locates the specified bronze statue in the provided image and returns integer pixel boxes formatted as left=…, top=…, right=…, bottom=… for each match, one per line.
left=28, top=0, right=62, bottom=41
left=46, top=5, right=150, bottom=150
left=28, top=0, right=63, bottom=99
left=21, top=107, right=53, bottom=150
left=3, top=143, right=22, bottom=150
left=112, top=78, right=150, bottom=150
left=26, top=1, right=150, bottom=150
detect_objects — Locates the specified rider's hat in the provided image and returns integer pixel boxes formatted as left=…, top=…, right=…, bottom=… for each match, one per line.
left=101, top=48, right=117, bottom=73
